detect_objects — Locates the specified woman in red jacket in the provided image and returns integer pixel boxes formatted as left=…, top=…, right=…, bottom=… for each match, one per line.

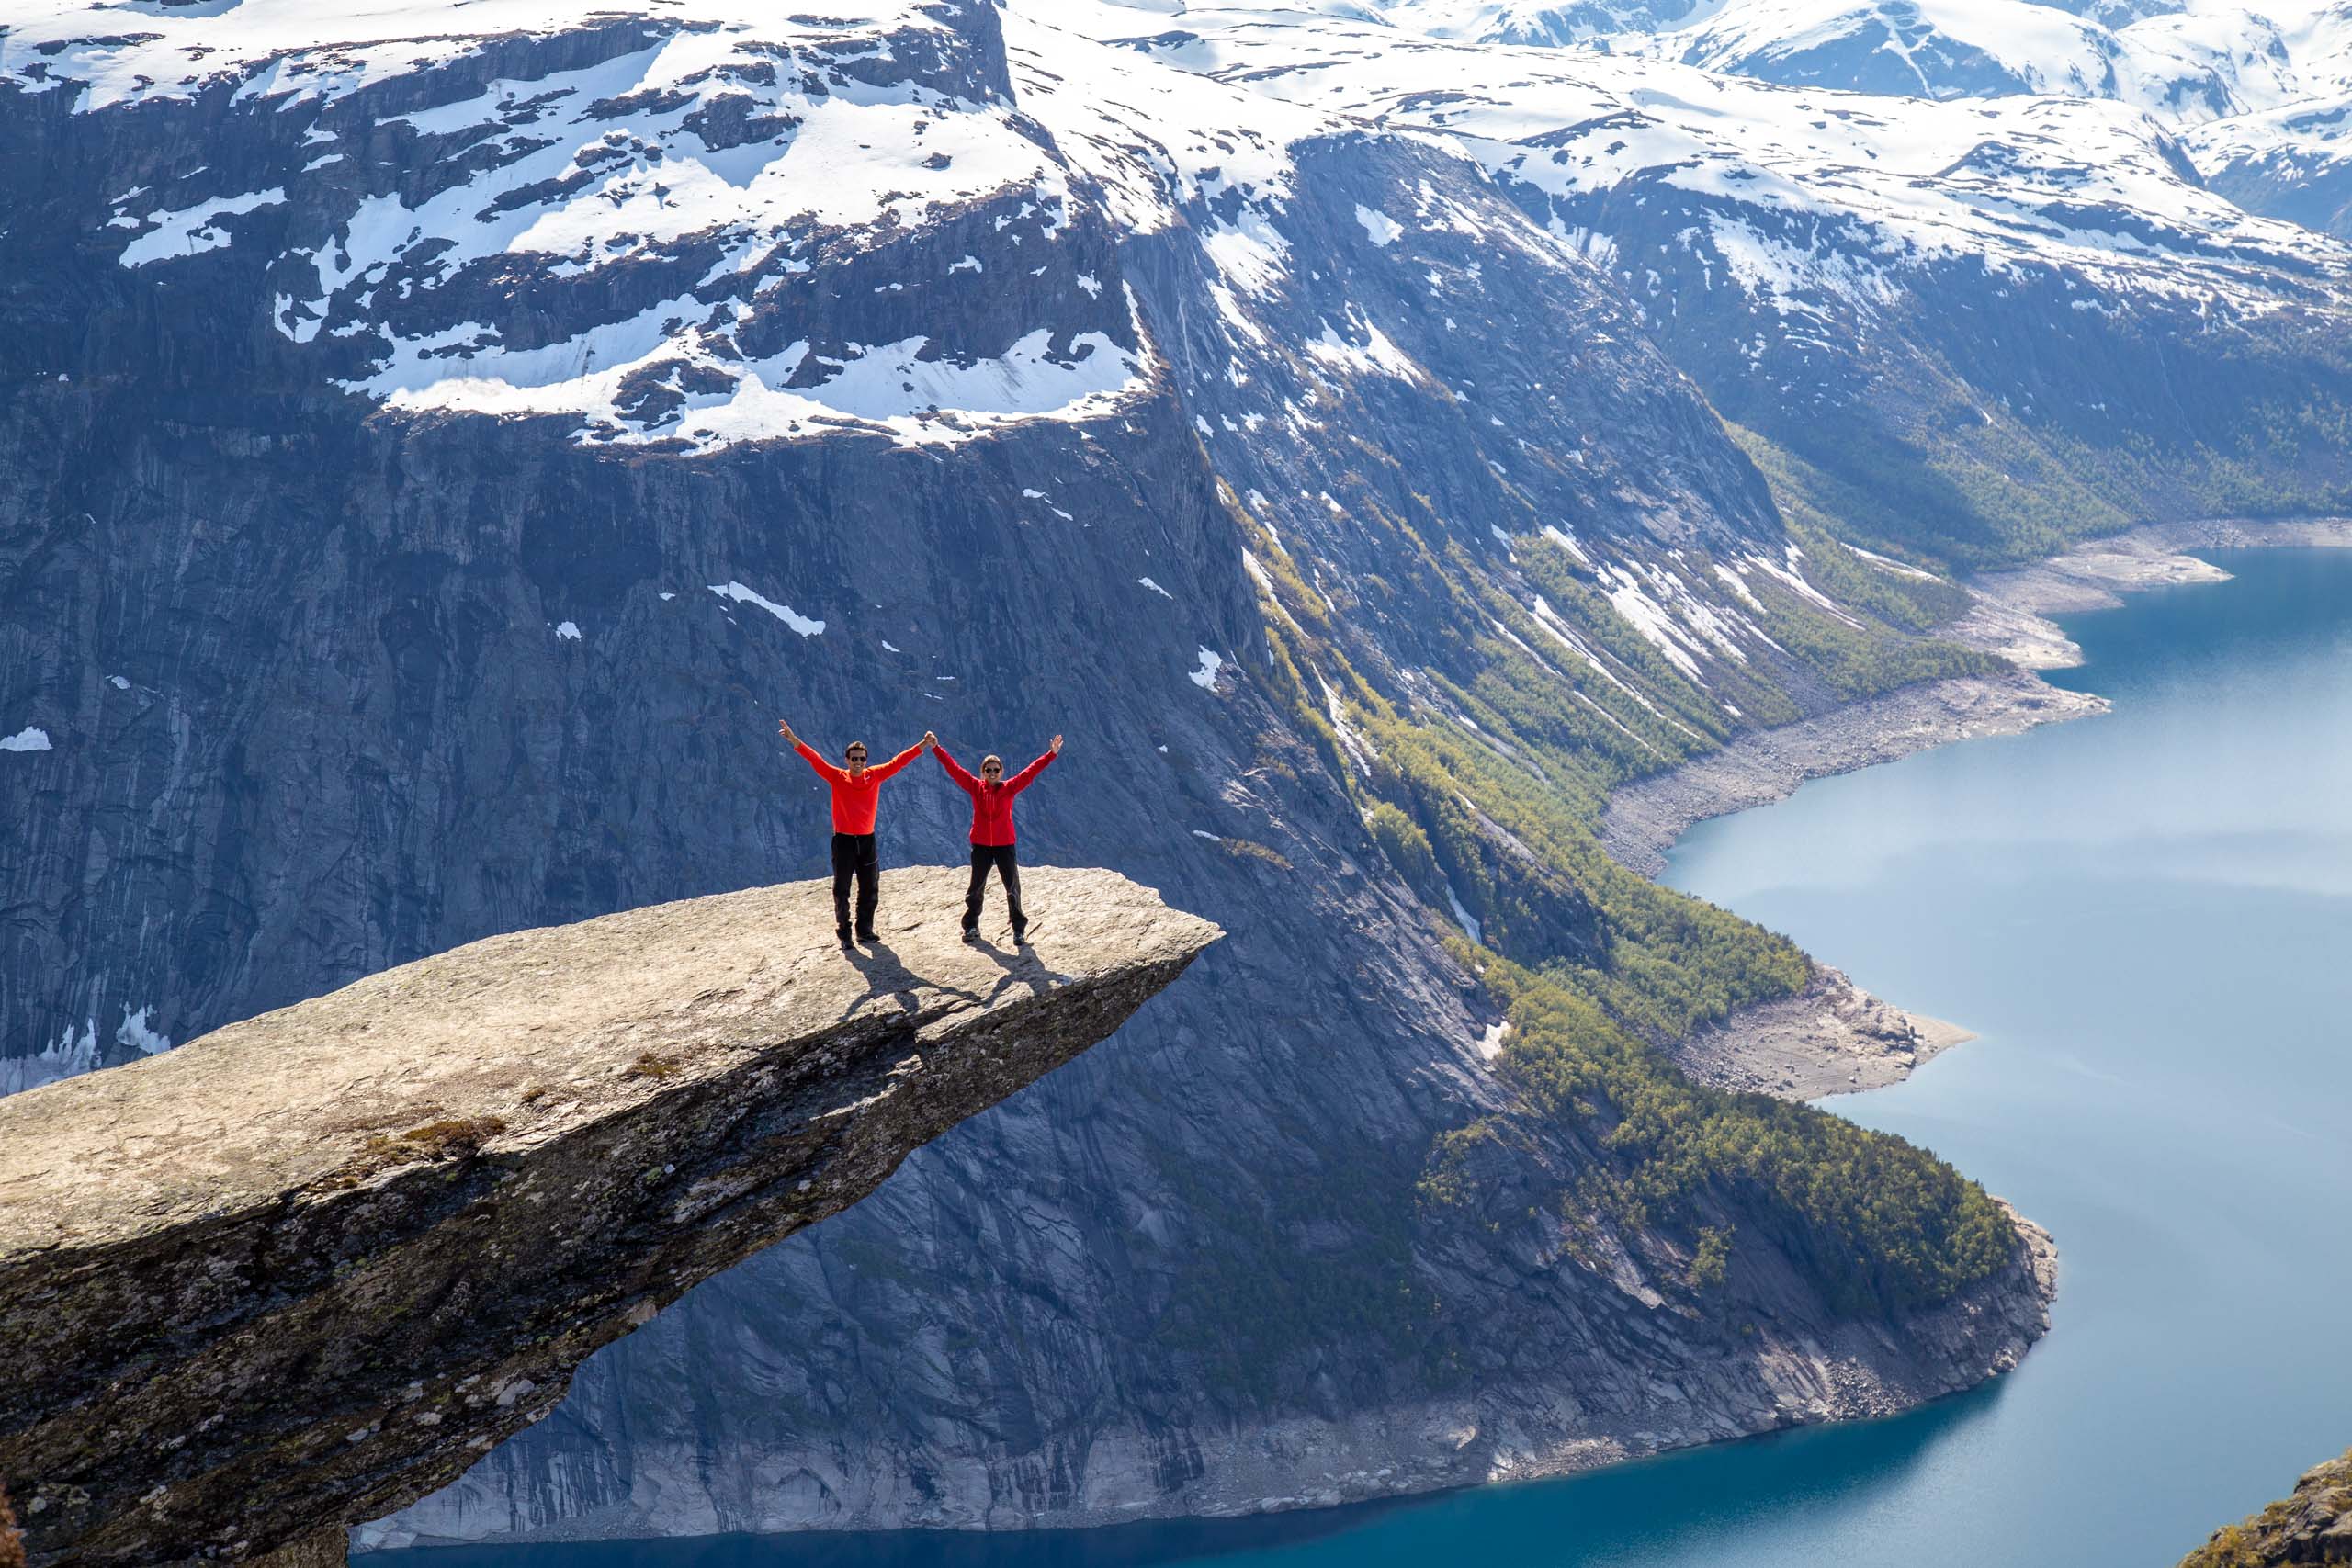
left=927, top=728, right=1061, bottom=943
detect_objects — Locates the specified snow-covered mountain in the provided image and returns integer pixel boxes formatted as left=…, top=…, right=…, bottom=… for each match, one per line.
left=1622, top=0, right=2326, bottom=121
left=3, top=0, right=1157, bottom=455
left=1361, top=0, right=2350, bottom=120
left=3, top=0, right=2346, bottom=1548
left=2188, top=86, right=2352, bottom=232
left=1073, top=0, right=2352, bottom=566
left=1282, top=0, right=2352, bottom=237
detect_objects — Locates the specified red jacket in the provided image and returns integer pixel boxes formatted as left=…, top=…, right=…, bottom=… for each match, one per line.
left=935, top=744, right=1054, bottom=845
left=795, top=740, right=922, bottom=835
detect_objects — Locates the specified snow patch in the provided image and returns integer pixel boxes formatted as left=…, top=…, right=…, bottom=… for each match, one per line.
left=3, top=1019, right=97, bottom=1097
left=1302, top=310, right=1425, bottom=384
left=708, top=581, right=823, bottom=637
left=118, top=188, right=287, bottom=267
left=1444, top=882, right=1483, bottom=945
left=117, top=1005, right=173, bottom=1057
left=1355, top=204, right=1406, bottom=246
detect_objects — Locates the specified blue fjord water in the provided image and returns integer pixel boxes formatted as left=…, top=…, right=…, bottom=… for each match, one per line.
left=388, top=547, right=2352, bottom=1568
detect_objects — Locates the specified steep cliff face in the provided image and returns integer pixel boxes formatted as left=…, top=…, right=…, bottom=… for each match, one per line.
left=0, top=867, right=1218, bottom=1565
left=2, top=0, right=2057, bottom=1548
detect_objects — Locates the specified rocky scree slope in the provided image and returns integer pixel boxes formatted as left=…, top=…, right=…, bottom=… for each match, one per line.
left=0, top=868, right=1219, bottom=1566
left=1, top=0, right=2059, bottom=1544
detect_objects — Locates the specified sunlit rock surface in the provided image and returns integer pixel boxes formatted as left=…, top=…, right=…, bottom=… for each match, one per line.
left=0, top=867, right=1216, bottom=1566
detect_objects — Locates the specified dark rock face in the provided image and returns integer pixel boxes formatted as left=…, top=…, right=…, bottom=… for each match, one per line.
left=0, top=867, right=1217, bottom=1565
left=2200, top=124, right=2352, bottom=242
left=3, top=0, right=2057, bottom=1549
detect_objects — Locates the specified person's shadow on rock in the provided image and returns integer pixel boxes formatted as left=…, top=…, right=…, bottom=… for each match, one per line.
left=966, top=932, right=1076, bottom=1004
left=834, top=939, right=983, bottom=1022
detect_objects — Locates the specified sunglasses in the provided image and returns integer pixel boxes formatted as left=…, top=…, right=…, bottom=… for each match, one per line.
left=846, top=750, right=868, bottom=761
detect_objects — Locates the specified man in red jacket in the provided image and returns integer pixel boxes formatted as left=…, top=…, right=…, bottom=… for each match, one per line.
left=778, top=719, right=928, bottom=946
left=927, top=728, right=1061, bottom=943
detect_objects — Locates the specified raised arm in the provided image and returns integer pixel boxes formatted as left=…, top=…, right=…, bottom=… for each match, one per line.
left=790, top=738, right=846, bottom=784
left=1003, top=736, right=1061, bottom=795
left=932, top=740, right=980, bottom=793
left=863, top=741, right=926, bottom=784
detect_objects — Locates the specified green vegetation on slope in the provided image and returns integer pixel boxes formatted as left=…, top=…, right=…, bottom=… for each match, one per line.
left=1470, top=947, right=2018, bottom=1316
left=1724, top=326, right=2352, bottom=579
left=1230, top=485, right=2022, bottom=1328
left=1727, top=412, right=2132, bottom=573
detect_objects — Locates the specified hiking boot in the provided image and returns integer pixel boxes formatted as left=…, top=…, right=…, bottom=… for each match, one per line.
left=1012, top=922, right=1031, bottom=945
left=855, top=928, right=877, bottom=944
left=961, top=924, right=979, bottom=942
left=836, top=926, right=854, bottom=948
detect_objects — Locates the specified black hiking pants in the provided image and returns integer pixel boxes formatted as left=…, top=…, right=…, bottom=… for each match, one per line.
left=965, top=844, right=1024, bottom=933
left=831, top=831, right=879, bottom=936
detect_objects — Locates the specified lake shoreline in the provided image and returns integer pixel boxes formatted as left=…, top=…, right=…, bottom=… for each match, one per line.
left=1619, top=517, right=2352, bottom=1100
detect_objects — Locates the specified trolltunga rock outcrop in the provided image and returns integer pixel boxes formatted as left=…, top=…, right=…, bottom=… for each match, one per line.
left=0, top=867, right=1217, bottom=1567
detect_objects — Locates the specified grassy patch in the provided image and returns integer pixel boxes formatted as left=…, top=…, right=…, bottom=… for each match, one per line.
left=329, top=1116, right=510, bottom=1188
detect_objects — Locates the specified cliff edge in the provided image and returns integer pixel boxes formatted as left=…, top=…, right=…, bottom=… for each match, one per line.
left=0, top=867, right=1217, bottom=1566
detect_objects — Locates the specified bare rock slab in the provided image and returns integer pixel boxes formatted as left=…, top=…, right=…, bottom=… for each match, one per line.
left=0, top=867, right=1217, bottom=1566
left=1668, top=965, right=1975, bottom=1101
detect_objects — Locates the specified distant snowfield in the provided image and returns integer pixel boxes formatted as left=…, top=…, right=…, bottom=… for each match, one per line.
left=1363, top=0, right=2352, bottom=125
left=0, top=0, right=952, bottom=113
left=0, top=1003, right=172, bottom=1096
left=7, top=0, right=2351, bottom=455
left=1070, top=3, right=2351, bottom=315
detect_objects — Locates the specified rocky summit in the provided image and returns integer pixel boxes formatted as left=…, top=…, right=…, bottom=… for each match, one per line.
left=0, top=866, right=1217, bottom=1567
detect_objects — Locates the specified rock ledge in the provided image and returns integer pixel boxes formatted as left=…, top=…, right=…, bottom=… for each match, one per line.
left=0, top=867, right=1216, bottom=1566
